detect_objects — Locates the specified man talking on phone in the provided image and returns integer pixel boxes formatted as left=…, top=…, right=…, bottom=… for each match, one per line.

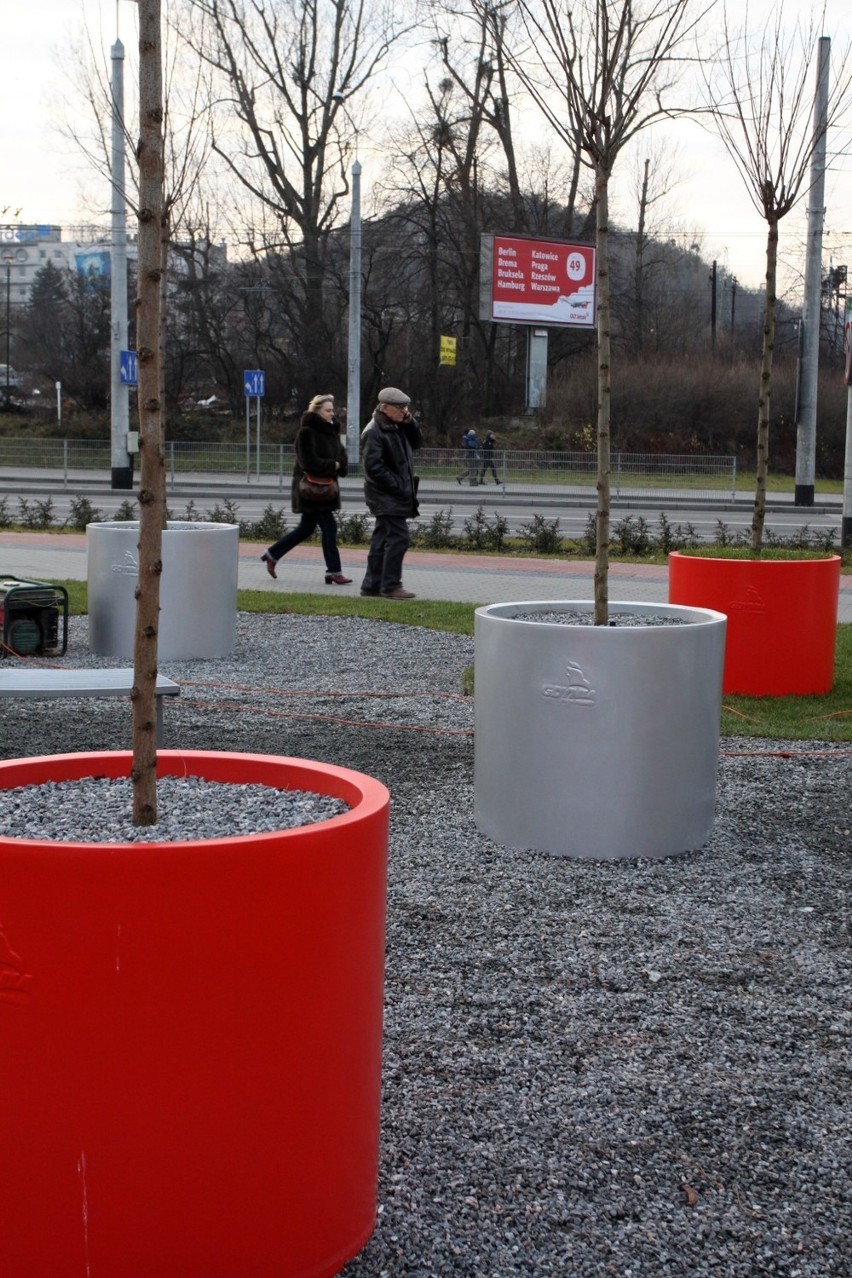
left=360, top=387, right=423, bottom=600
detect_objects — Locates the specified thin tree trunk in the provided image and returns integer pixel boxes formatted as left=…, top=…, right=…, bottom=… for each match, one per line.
left=132, top=0, right=167, bottom=826
left=751, top=217, right=778, bottom=554
left=594, top=167, right=611, bottom=625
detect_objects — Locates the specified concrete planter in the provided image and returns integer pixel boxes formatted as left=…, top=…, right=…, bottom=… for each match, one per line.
left=0, top=750, right=390, bottom=1278
left=474, top=601, right=727, bottom=860
left=668, top=552, right=841, bottom=696
left=87, top=520, right=239, bottom=660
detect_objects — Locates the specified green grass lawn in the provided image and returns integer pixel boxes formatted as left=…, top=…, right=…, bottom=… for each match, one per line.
left=55, top=580, right=851, bottom=743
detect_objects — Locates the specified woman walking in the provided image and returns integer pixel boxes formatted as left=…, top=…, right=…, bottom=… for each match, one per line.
left=261, top=394, right=352, bottom=585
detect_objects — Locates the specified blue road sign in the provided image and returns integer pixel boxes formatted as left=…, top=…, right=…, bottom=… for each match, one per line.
left=119, top=350, right=138, bottom=386
left=244, top=369, right=265, bottom=397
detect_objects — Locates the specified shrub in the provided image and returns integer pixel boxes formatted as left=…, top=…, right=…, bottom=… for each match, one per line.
left=242, top=504, right=288, bottom=540
left=580, top=512, right=597, bottom=556
left=206, top=499, right=241, bottom=525
left=66, top=496, right=103, bottom=531
left=462, top=506, right=490, bottom=551
left=336, top=512, right=371, bottom=544
left=17, top=497, right=55, bottom=530
left=412, top=509, right=457, bottom=549
left=518, top=513, right=563, bottom=555
left=612, top=515, right=652, bottom=556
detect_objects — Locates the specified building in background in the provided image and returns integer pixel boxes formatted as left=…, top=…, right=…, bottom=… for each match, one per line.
left=0, top=224, right=65, bottom=303
left=0, top=223, right=143, bottom=304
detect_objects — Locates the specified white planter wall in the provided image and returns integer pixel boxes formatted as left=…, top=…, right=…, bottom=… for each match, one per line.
left=474, top=601, right=727, bottom=860
left=87, top=521, right=239, bottom=660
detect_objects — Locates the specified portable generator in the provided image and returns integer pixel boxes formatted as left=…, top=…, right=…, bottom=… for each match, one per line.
left=0, top=577, right=69, bottom=658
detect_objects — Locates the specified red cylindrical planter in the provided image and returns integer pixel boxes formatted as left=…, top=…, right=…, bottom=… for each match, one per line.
left=668, top=552, right=841, bottom=695
left=0, top=751, right=390, bottom=1278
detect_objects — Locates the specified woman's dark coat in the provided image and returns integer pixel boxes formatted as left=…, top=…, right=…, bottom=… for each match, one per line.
left=291, top=410, right=348, bottom=513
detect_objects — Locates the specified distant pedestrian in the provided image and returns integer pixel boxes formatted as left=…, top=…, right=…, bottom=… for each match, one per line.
left=457, top=428, right=479, bottom=486
left=360, top=387, right=423, bottom=599
left=479, top=430, right=499, bottom=484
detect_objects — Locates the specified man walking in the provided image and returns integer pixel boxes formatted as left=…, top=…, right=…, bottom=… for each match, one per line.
left=457, top=428, right=479, bottom=485
left=360, top=387, right=423, bottom=600
left=479, top=430, right=500, bottom=484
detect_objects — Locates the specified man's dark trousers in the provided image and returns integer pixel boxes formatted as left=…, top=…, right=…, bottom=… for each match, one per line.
left=363, top=514, right=411, bottom=593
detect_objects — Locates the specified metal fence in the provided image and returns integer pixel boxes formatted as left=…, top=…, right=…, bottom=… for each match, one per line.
left=0, top=438, right=738, bottom=500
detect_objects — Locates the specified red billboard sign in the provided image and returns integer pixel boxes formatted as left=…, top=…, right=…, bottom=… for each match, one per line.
left=481, top=234, right=596, bottom=328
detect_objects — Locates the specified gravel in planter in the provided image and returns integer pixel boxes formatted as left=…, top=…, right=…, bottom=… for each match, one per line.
left=0, top=775, right=347, bottom=843
left=512, top=610, right=687, bottom=626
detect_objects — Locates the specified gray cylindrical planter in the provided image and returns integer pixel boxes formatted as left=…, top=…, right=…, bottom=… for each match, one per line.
left=87, top=521, right=239, bottom=660
left=474, top=600, right=727, bottom=860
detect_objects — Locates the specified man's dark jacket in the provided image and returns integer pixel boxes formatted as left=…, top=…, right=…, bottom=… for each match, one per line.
left=361, top=409, right=423, bottom=518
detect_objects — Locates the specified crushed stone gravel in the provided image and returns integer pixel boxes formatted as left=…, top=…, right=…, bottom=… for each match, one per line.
left=1, top=612, right=849, bottom=1277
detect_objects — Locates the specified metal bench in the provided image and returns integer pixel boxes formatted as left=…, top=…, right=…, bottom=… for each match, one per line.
left=0, top=669, right=181, bottom=746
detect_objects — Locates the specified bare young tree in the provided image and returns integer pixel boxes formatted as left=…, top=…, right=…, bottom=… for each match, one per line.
left=504, top=0, right=711, bottom=622
left=703, top=3, right=852, bottom=552
left=624, top=135, right=688, bottom=354
left=182, top=0, right=411, bottom=400
left=132, top=0, right=168, bottom=825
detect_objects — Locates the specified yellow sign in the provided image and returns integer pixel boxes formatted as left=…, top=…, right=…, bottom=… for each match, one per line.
left=439, top=335, right=457, bottom=366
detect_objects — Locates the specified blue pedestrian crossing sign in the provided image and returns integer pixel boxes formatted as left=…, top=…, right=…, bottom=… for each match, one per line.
left=244, top=369, right=265, bottom=397
left=119, top=350, right=138, bottom=386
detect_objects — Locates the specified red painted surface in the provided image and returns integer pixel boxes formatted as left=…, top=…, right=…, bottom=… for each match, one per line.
left=0, top=751, right=389, bottom=1278
left=668, top=553, right=841, bottom=695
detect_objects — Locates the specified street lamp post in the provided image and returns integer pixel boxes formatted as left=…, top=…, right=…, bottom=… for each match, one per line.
left=333, top=93, right=362, bottom=466
left=3, top=253, right=12, bottom=406
left=346, top=157, right=362, bottom=465
left=110, top=36, right=132, bottom=489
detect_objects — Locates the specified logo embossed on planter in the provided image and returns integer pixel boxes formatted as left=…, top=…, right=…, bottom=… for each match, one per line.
left=730, top=585, right=766, bottom=615
left=0, top=925, right=32, bottom=1003
left=111, top=548, right=139, bottom=576
left=542, top=661, right=596, bottom=706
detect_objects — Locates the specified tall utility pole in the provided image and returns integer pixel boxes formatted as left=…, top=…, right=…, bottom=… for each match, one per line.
left=794, top=35, right=830, bottom=507
left=3, top=254, right=11, bottom=404
left=110, top=37, right=132, bottom=489
left=843, top=299, right=852, bottom=548
left=710, top=260, right=717, bottom=352
left=333, top=92, right=362, bottom=467
left=346, top=156, right=362, bottom=466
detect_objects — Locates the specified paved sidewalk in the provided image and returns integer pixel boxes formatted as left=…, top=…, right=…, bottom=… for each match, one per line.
left=1, top=530, right=850, bottom=620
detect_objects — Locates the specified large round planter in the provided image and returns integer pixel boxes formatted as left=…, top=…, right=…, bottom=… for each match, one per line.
left=668, top=552, right=841, bottom=696
left=87, top=520, right=239, bottom=660
left=474, top=600, right=727, bottom=860
left=0, top=750, right=389, bottom=1278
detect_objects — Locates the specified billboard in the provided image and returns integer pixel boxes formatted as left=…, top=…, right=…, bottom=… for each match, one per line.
left=480, top=234, right=596, bottom=328
left=75, top=248, right=111, bottom=280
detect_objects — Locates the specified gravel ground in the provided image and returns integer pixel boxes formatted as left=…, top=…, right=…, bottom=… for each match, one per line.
left=2, top=614, right=850, bottom=1277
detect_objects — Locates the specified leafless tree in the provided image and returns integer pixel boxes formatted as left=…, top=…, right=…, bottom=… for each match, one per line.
left=61, top=6, right=213, bottom=239
left=623, top=136, right=689, bottom=353
left=182, top=0, right=411, bottom=399
left=703, top=3, right=852, bottom=551
left=504, top=0, right=711, bottom=622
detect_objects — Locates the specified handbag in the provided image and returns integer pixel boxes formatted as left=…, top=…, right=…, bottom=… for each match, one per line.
left=298, top=473, right=339, bottom=506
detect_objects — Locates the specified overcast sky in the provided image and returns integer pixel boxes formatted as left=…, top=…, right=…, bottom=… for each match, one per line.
left=2, top=0, right=850, bottom=292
